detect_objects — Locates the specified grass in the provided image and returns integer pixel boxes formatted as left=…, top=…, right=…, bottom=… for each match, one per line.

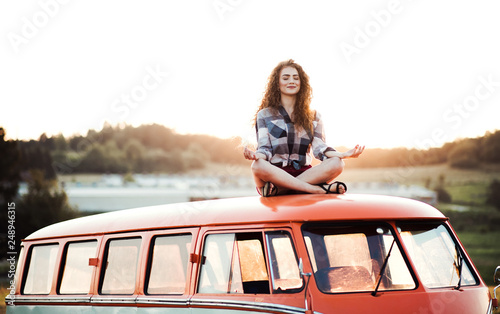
left=0, top=286, right=7, bottom=314
left=338, top=163, right=500, bottom=186
left=446, top=182, right=490, bottom=205
left=456, top=231, right=500, bottom=285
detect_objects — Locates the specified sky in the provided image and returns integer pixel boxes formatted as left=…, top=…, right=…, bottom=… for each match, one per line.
left=1, top=0, right=499, bottom=150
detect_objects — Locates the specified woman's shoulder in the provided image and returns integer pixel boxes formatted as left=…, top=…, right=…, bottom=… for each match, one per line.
left=313, top=109, right=322, bottom=120
left=257, top=107, right=279, bottom=118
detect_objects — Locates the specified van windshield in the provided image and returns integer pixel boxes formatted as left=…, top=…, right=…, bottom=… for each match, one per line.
left=397, top=222, right=477, bottom=288
left=303, top=223, right=415, bottom=294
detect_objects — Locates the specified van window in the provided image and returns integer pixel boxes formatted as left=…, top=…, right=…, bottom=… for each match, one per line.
left=23, top=244, right=59, bottom=294
left=14, top=247, right=25, bottom=292
left=100, top=238, right=141, bottom=295
left=59, top=240, right=98, bottom=294
left=266, top=231, right=303, bottom=292
left=398, top=222, right=477, bottom=288
left=198, top=232, right=270, bottom=294
left=147, top=234, right=192, bottom=294
left=303, top=223, right=415, bottom=293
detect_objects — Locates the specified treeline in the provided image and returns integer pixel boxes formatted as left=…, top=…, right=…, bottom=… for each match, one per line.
left=23, top=124, right=246, bottom=175
left=345, top=130, right=500, bottom=169
left=8, top=125, right=500, bottom=179
left=1, top=129, right=79, bottom=258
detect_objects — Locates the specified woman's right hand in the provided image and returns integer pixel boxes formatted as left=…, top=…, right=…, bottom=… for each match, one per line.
left=243, top=147, right=257, bottom=160
left=244, top=147, right=265, bottom=161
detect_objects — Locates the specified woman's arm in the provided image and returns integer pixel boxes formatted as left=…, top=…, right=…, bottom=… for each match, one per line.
left=325, top=145, right=365, bottom=159
left=244, top=109, right=272, bottom=161
left=251, top=109, right=273, bottom=161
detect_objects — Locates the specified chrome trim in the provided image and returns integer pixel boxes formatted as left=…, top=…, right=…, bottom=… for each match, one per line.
left=7, top=295, right=324, bottom=314
left=189, top=298, right=308, bottom=314
left=265, top=233, right=277, bottom=290
left=487, top=299, right=493, bottom=314
left=7, top=296, right=91, bottom=303
left=136, top=296, right=189, bottom=306
left=91, top=296, right=137, bottom=304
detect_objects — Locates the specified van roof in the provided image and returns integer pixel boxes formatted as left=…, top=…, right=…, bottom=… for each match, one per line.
left=25, top=194, right=446, bottom=241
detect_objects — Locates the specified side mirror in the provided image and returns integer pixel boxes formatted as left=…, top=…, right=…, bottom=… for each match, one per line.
left=494, top=266, right=500, bottom=285
left=298, top=258, right=313, bottom=314
left=299, top=258, right=311, bottom=277
left=493, top=266, right=500, bottom=309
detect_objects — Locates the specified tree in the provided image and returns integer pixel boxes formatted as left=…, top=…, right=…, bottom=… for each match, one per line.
left=124, top=139, right=145, bottom=171
left=16, top=169, right=78, bottom=245
left=0, top=127, right=22, bottom=259
left=448, top=140, right=479, bottom=169
left=17, top=140, right=57, bottom=179
left=76, top=145, right=107, bottom=172
left=53, top=133, right=69, bottom=151
left=480, top=131, right=500, bottom=163
left=434, top=174, right=452, bottom=203
left=486, top=179, right=500, bottom=210
left=0, top=127, right=21, bottom=203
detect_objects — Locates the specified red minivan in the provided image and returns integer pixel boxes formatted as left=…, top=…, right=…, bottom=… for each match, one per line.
left=6, top=194, right=496, bottom=313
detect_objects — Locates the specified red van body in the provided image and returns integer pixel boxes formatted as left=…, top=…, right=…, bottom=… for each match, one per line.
left=7, top=194, right=493, bottom=313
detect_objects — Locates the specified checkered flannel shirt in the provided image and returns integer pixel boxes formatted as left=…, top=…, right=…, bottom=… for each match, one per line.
left=255, top=106, right=336, bottom=168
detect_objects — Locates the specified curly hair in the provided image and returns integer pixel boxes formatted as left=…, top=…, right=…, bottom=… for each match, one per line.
left=254, top=59, right=314, bottom=133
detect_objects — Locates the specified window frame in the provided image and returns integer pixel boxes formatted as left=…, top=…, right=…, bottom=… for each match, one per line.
left=98, top=236, right=143, bottom=295
left=301, top=221, right=418, bottom=295
left=196, top=228, right=304, bottom=295
left=396, top=220, right=480, bottom=289
left=197, top=231, right=270, bottom=294
left=144, top=232, right=193, bottom=295
left=21, top=243, right=60, bottom=295
left=57, top=239, right=99, bottom=295
left=265, top=230, right=304, bottom=294
left=196, top=230, right=274, bottom=295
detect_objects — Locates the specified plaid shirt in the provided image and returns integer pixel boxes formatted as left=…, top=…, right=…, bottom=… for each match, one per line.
left=255, top=106, right=336, bottom=168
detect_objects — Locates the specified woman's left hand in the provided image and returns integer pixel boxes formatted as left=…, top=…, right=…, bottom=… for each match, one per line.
left=344, top=145, right=365, bottom=158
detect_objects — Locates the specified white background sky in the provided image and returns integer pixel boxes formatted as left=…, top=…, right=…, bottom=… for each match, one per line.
left=1, top=0, right=499, bottom=149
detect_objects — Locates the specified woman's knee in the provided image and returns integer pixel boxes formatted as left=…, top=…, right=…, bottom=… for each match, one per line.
left=325, top=157, right=344, bottom=176
left=251, top=159, right=267, bottom=177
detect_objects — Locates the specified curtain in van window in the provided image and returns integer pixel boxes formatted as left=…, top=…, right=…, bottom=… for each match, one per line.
left=197, top=233, right=270, bottom=294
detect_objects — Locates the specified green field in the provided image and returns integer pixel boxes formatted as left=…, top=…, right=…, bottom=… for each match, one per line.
left=458, top=231, right=500, bottom=286
left=338, top=163, right=500, bottom=186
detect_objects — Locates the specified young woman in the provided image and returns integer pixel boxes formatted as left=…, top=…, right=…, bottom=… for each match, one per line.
left=243, top=59, right=364, bottom=196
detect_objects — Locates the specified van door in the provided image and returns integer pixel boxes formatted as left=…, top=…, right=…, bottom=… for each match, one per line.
left=190, top=228, right=307, bottom=314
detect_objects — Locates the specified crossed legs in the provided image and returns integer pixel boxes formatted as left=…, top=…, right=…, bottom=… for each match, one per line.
left=251, top=157, right=345, bottom=195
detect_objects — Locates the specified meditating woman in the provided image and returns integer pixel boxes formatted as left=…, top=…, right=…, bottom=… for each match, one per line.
left=243, top=59, right=364, bottom=196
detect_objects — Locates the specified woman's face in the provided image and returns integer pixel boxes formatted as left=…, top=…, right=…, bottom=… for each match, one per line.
left=279, top=66, right=301, bottom=96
